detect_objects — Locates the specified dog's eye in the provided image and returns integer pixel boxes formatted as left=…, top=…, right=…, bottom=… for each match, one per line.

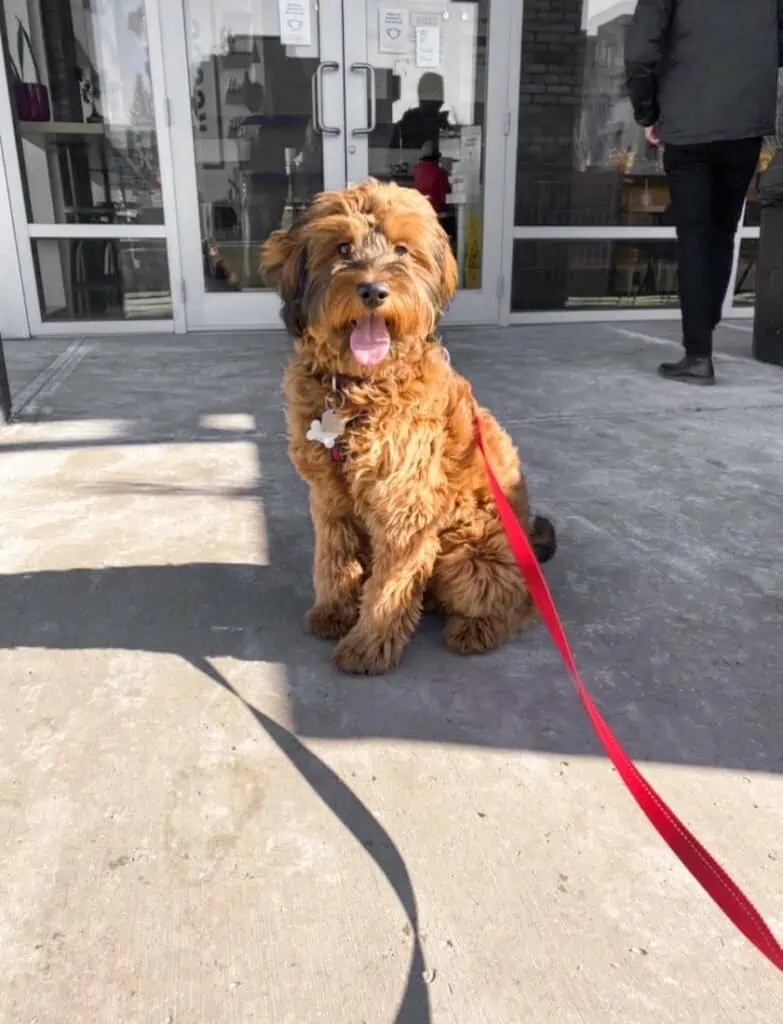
left=394, top=244, right=408, bottom=257
left=337, top=242, right=353, bottom=258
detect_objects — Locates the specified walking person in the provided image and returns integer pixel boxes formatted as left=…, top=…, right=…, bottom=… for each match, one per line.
left=625, top=0, right=783, bottom=385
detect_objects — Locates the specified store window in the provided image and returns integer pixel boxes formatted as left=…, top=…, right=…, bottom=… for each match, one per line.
left=2, top=0, right=163, bottom=225
left=743, top=137, right=777, bottom=228
left=511, top=1, right=782, bottom=316
left=511, top=238, right=679, bottom=313
left=510, top=0, right=676, bottom=313
left=514, top=0, right=667, bottom=230
left=32, top=237, right=171, bottom=321
left=1, top=0, right=170, bottom=322
left=733, top=238, right=758, bottom=309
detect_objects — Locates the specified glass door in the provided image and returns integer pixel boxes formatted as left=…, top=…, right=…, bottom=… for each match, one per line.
left=343, top=0, right=510, bottom=323
left=160, top=0, right=345, bottom=331
left=161, top=0, right=511, bottom=331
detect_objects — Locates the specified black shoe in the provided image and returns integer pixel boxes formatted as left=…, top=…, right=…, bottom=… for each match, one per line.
left=657, top=355, right=715, bottom=386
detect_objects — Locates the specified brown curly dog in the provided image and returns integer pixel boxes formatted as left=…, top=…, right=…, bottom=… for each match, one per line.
left=261, top=179, right=556, bottom=675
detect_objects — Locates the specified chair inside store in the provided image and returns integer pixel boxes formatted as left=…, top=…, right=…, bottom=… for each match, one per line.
left=611, top=204, right=678, bottom=304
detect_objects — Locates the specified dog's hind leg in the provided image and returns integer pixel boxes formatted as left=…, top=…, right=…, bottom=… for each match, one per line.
left=432, top=513, right=536, bottom=655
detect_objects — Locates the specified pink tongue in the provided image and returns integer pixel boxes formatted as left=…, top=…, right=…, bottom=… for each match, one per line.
left=349, top=315, right=391, bottom=366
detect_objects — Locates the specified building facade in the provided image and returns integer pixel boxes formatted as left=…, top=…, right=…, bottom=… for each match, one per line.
left=0, top=0, right=768, bottom=339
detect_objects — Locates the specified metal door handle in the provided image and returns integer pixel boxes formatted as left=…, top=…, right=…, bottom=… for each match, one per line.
left=350, top=62, right=376, bottom=136
left=311, top=61, right=340, bottom=136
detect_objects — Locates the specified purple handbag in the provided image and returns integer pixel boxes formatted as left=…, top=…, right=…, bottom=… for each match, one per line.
left=8, top=18, right=50, bottom=123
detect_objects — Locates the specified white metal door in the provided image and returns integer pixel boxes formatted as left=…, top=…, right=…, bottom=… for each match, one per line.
left=343, top=0, right=512, bottom=324
left=160, top=0, right=346, bottom=331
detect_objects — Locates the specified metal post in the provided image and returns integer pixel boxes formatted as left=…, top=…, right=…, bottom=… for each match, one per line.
left=0, top=334, right=11, bottom=424
left=752, top=206, right=783, bottom=365
left=752, top=149, right=783, bottom=365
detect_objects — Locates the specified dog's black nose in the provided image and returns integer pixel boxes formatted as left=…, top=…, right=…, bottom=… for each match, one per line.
left=357, top=281, right=389, bottom=308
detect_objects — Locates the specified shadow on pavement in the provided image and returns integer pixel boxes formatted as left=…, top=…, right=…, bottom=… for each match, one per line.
left=4, top=328, right=783, bottom=1015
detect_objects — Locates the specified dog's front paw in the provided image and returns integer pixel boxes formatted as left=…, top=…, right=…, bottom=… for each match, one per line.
left=305, top=602, right=359, bottom=640
left=333, top=628, right=404, bottom=676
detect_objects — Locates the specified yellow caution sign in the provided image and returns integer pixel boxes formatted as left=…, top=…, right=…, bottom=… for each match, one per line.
left=464, top=206, right=482, bottom=289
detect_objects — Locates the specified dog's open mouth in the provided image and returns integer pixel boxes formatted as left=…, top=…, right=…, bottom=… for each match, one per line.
left=349, top=315, right=391, bottom=366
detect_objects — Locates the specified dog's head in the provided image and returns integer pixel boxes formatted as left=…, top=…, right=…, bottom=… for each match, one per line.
left=260, top=179, right=457, bottom=374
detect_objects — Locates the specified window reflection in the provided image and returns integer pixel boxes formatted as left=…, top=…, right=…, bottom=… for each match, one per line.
left=1, top=0, right=163, bottom=225
left=511, top=238, right=680, bottom=312
left=368, top=1, right=489, bottom=289
left=744, top=139, right=776, bottom=228
left=515, top=0, right=666, bottom=228
left=33, top=238, right=171, bottom=321
left=515, top=2, right=783, bottom=231
left=187, top=0, right=490, bottom=294
left=186, top=0, right=321, bottom=293
left=734, top=239, right=758, bottom=308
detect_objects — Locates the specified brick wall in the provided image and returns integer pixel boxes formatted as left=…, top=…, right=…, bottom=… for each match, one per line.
left=512, top=0, right=586, bottom=310
left=514, top=0, right=586, bottom=226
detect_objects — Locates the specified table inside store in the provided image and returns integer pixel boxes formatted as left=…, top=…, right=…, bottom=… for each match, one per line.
left=610, top=173, right=675, bottom=299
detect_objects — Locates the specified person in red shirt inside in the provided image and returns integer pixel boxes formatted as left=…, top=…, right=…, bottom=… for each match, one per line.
left=413, top=140, right=450, bottom=214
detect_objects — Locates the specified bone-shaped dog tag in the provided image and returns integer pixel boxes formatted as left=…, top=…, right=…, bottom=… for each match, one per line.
left=306, top=407, right=345, bottom=449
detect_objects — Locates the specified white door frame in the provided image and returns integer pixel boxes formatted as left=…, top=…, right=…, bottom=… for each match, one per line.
left=0, top=125, right=30, bottom=339
left=448, top=0, right=514, bottom=325
left=160, top=0, right=347, bottom=331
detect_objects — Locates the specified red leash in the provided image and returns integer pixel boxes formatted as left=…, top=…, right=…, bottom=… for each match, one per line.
left=474, top=415, right=783, bottom=970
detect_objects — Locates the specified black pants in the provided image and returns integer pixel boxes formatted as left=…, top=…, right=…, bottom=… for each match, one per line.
left=663, top=137, right=761, bottom=357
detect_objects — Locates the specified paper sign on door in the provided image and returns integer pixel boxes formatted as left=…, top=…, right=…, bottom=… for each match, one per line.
left=278, top=0, right=311, bottom=46
left=379, top=8, right=409, bottom=54
left=460, top=126, right=482, bottom=170
left=415, top=24, right=440, bottom=68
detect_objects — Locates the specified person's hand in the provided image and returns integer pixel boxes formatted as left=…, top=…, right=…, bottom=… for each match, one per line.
left=644, top=123, right=660, bottom=146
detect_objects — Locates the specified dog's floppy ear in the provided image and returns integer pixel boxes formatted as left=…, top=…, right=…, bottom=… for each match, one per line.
left=438, top=231, right=458, bottom=309
left=260, top=227, right=308, bottom=335
left=260, top=227, right=299, bottom=296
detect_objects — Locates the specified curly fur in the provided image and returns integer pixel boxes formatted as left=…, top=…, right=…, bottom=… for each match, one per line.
left=261, top=179, right=555, bottom=675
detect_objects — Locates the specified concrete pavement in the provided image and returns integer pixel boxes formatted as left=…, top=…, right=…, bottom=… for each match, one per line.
left=0, top=322, right=781, bottom=1022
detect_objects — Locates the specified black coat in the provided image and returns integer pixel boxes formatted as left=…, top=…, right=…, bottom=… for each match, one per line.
left=625, top=0, right=783, bottom=145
